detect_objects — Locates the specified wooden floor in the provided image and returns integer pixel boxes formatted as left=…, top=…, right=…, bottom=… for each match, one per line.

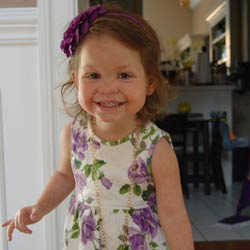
left=194, top=240, right=250, bottom=250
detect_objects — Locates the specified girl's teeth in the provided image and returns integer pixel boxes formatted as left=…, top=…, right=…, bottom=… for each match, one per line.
left=100, top=102, right=120, bottom=107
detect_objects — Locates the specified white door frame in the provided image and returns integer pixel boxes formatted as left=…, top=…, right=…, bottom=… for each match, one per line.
left=0, top=89, right=8, bottom=250
left=37, top=0, right=90, bottom=248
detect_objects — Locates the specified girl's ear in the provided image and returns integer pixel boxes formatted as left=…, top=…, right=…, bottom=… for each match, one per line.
left=146, top=82, right=156, bottom=96
left=71, top=71, right=78, bottom=89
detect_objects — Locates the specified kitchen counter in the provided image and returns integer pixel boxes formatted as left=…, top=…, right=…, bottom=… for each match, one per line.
left=173, top=84, right=235, bottom=91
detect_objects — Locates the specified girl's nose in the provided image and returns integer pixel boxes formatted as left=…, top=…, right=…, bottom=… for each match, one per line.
left=98, top=78, right=118, bottom=94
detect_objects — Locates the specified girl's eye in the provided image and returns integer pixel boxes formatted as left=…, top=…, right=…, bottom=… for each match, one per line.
left=86, top=73, right=100, bottom=79
left=118, top=73, right=132, bottom=79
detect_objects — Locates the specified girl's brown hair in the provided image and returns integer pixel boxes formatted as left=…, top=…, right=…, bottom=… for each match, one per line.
left=61, top=4, right=170, bottom=122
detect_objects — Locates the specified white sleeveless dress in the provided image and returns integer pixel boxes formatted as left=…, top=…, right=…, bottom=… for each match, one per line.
left=63, top=117, right=171, bottom=250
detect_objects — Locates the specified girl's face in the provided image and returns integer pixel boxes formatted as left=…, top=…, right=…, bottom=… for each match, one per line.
left=73, top=34, right=155, bottom=128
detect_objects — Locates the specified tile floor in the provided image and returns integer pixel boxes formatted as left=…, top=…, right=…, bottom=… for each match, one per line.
left=185, top=182, right=250, bottom=242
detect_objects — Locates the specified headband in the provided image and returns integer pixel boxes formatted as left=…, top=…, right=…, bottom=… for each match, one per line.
left=60, top=4, right=143, bottom=57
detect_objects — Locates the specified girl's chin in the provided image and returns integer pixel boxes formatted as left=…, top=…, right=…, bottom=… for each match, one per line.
left=94, top=114, right=135, bottom=124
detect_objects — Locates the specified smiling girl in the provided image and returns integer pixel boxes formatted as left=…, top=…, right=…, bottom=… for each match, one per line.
left=2, top=4, right=194, bottom=250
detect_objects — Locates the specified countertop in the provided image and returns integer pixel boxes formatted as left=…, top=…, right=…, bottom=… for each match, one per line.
left=172, top=84, right=235, bottom=91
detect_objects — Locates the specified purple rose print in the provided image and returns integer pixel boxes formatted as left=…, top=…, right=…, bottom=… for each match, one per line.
left=71, top=127, right=88, bottom=160
left=101, top=176, right=112, bottom=189
left=60, top=5, right=106, bottom=57
left=129, top=227, right=147, bottom=250
left=69, top=193, right=89, bottom=216
left=92, top=138, right=101, bottom=150
left=148, top=143, right=155, bottom=156
left=75, top=169, right=87, bottom=193
left=128, top=157, right=150, bottom=184
left=81, top=215, right=95, bottom=245
left=147, top=191, right=156, bottom=207
left=132, top=208, right=159, bottom=238
left=77, top=202, right=89, bottom=218
left=68, top=194, right=77, bottom=215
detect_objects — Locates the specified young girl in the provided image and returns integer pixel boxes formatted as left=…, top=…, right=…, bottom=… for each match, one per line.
left=2, top=4, right=194, bottom=250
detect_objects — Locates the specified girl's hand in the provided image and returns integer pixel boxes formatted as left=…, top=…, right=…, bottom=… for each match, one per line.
left=1, top=204, right=45, bottom=241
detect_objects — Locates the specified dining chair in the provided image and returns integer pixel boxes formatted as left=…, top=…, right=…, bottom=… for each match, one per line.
left=155, top=113, right=189, bottom=198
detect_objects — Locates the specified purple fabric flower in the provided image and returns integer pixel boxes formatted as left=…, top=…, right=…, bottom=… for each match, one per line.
left=60, top=4, right=106, bottom=57
left=81, top=215, right=96, bottom=245
left=101, top=176, right=112, bottom=189
left=132, top=208, right=159, bottom=238
left=71, top=127, right=88, bottom=160
left=128, top=227, right=147, bottom=250
left=75, top=169, right=87, bottom=193
left=128, top=157, right=150, bottom=184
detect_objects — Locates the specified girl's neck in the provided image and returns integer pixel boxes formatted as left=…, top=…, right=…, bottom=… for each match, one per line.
left=90, top=116, right=139, bottom=141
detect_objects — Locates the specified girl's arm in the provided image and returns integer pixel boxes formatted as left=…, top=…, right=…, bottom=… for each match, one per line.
left=2, top=123, right=75, bottom=241
left=33, top=123, right=75, bottom=214
left=152, top=137, right=194, bottom=250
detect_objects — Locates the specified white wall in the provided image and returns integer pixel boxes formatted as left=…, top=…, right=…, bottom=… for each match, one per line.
left=0, top=7, right=46, bottom=250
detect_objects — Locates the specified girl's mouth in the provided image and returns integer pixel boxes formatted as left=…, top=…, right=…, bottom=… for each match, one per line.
left=97, top=101, right=124, bottom=108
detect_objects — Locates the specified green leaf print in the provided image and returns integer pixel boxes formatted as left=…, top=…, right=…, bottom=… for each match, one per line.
left=92, top=168, right=98, bottom=181
left=94, top=159, right=106, bottom=169
left=139, top=140, right=147, bottom=150
left=120, top=136, right=130, bottom=144
left=72, top=222, right=79, bottom=230
left=142, top=184, right=154, bottom=201
left=73, top=209, right=78, bottom=222
left=71, top=231, right=79, bottom=239
left=128, top=207, right=134, bottom=216
left=109, top=140, right=119, bottom=146
left=146, top=157, right=152, bottom=177
left=98, top=171, right=104, bottom=179
left=84, top=164, right=92, bottom=177
left=142, top=126, right=156, bottom=140
left=164, top=134, right=172, bottom=144
left=86, top=197, right=94, bottom=204
left=149, top=241, right=159, bottom=248
left=117, top=244, right=129, bottom=250
left=74, top=159, right=82, bottom=169
left=113, top=209, right=119, bottom=213
left=119, top=184, right=130, bottom=194
left=133, top=184, right=142, bottom=196
left=151, top=134, right=160, bottom=145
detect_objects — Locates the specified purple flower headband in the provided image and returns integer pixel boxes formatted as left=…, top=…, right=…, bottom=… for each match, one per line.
left=60, top=4, right=143, bottom=57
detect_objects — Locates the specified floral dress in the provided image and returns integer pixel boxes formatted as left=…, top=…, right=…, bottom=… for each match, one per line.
left=63, top=117, right=171, bottom=250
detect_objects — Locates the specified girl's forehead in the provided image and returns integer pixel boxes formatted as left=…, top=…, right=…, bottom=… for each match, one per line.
left=83, top=33, right=124, bottom=47
left=77, top=36, right=145, bottom=73
left=79, top=34, right=141, bottom=60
